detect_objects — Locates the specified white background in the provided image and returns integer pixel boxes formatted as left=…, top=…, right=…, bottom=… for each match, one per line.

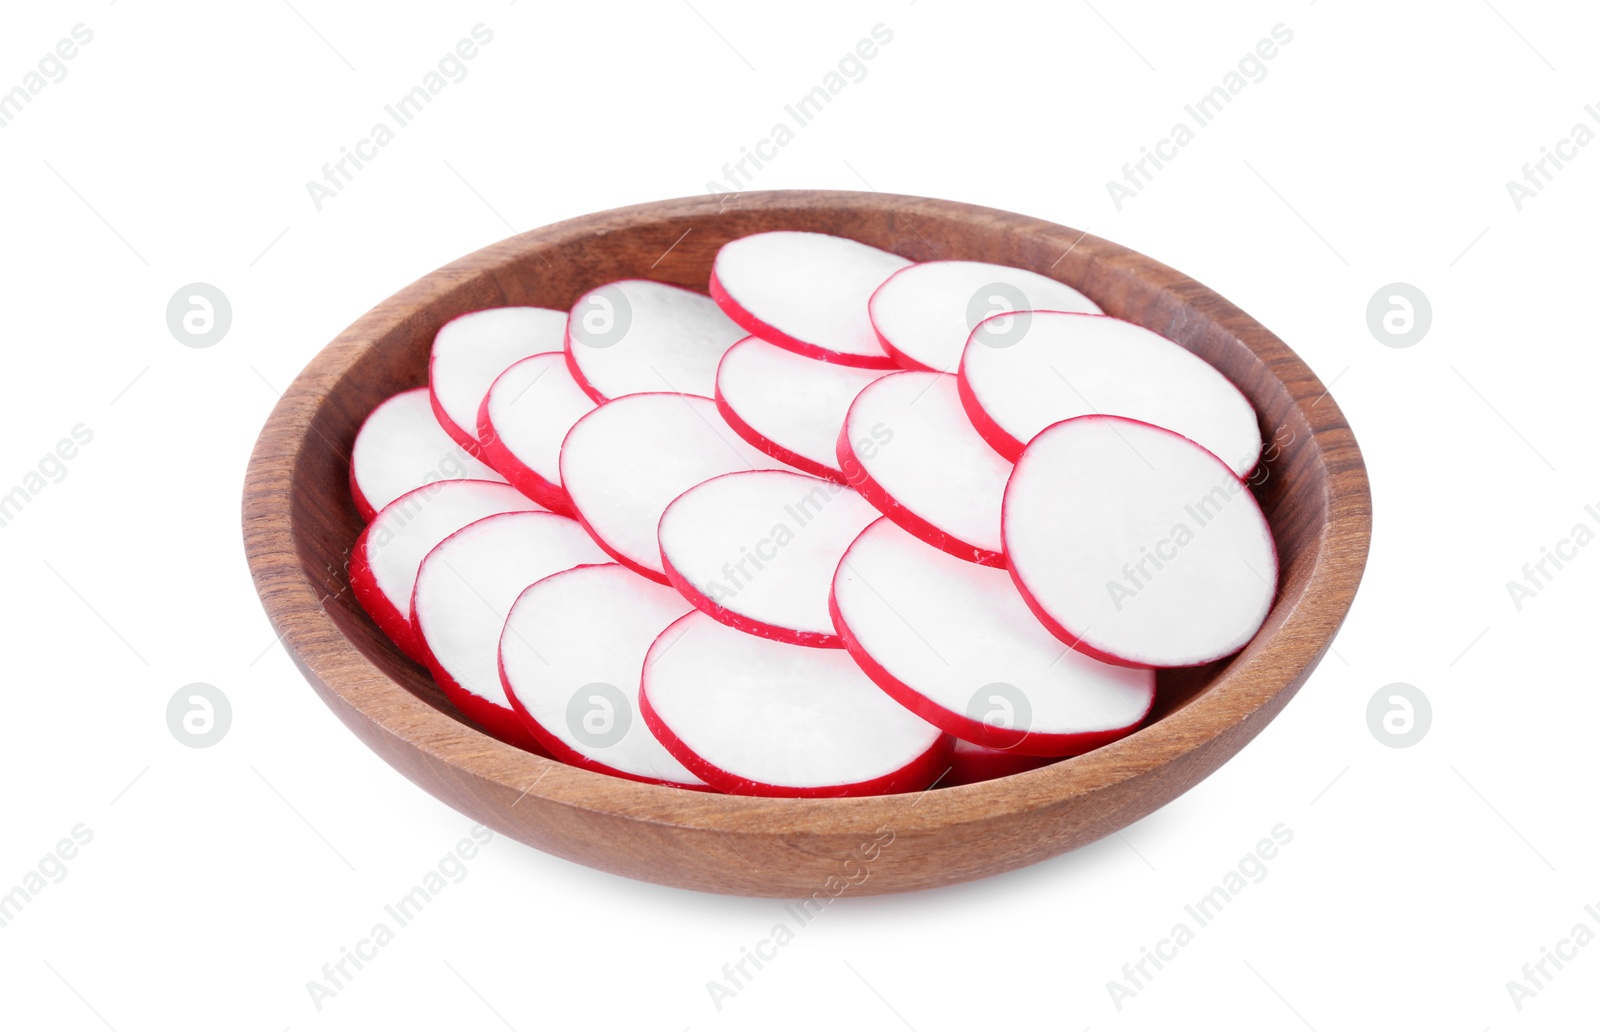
left=1, top=0, right=1595, bottom=1028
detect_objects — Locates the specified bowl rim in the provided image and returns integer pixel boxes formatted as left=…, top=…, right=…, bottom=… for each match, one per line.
left=243, top=189, right=1371, bottom=842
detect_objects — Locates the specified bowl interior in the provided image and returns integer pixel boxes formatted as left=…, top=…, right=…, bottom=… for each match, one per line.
left=288, top=197, right=1330, bottom=746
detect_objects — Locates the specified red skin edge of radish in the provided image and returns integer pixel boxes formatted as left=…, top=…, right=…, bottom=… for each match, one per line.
left=954, top=361, right=1027, bottom=462
left=827, top=587, right=1150, bottom=756
left=405, top=597, right=547, bottom=754
left=945, top=749, right=1056, bottom=787
left=347, top=524, right=431, bottom=665
left=561, top=321, right=612, bottom=407
left=865, top=266, right=941, bottom=373
left=637, top=670, right=953, bottom=798
left=494, top=587, right=711, bottom=789
left=427, top=367, right=492, bottom=464
left=659, top=548, right=842, bottom=649
left=833, top=420, right=1006, bottom=568
left=955, top=310, right=1266, bottom=477
left=473, top=390, right=576, bottom=517
left=560, top=494, right=672, bottom=586
left=708, top=266, right=899, bottom=371
left=711, top=383, right=846, bottom=485
left=1000, top=413, right=1280, bottom=668
left=349, top=463, right=379, bottom=523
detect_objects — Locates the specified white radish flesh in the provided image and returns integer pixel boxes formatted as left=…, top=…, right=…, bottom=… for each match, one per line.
left=658, top=470, right=880, bottom=647
left=559, top=392, right=791, bottom=582
left=350, top=480, right=544, bottom=663
left=869, top=260, right=1101, bottom=373
left=640, top=611, right=949, bottom=797
left=429, top=307, right=567, bottom=457
left=350, top=388, right=506, bottom=521
left=959, top=310, right=1262, bottom=474
left=714, top=336, right=887, bottom=481
left=411, top=511, right=608, bottom=747
left=831, top=518, right=1155, bottom=754
left=477, top=352, right=597, bottom=514
left=499, top=563, right=706, bottom=788
left=564, top=279, right=745, bottom=401
left=838, top=371, right=1011, bottom=565
left=710, top=231, right=911, bottom=368
left=1003, top=415, right=1278, bottom=667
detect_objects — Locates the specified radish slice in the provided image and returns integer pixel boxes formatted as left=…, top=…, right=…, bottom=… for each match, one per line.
left=564, top=279, right=745, bottom=401
left=476, top=352, right=597, bottom=515
left=429, top=307, right=567, bottom=457
left=499, top=563, right=706, bottom=788
left=947, top=739, right=1055, bottom=786
left=831, top=518, right=1155, bottom=754
left=869, top=261, right=1101, bottom=373
left=1003, top=415, right=1278, bottom=667
left=350, top=480, right=544, bottom=663
left=350, top=388, right=506, bottom=521
left=639, top=611, right=949, bottom=797
left=658, top=470, right=880, bottom=647
left=710, top=231, right=911, bottom=368
left=559, top=392, right=790, bottom=583
left=959, top=310, right=1262, bottom=475
left=411, top=511, right=608, bottom=748
left=838, top=371, right=1011, bottom=565
left=714, top=336, right=887, bottom=482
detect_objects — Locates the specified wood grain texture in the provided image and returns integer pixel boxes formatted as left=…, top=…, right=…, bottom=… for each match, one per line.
left=241, top=191, right=1372, bottom=896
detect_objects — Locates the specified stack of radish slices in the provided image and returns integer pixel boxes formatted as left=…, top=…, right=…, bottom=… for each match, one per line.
left=349, top=230, right=1278, bottom=798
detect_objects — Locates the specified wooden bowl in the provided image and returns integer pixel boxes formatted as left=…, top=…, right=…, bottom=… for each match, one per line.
left=242, top=190, right=1371, bottom=896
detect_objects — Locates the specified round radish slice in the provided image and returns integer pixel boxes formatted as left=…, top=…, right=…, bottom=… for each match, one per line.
left=831, top=518, right=1155, bottom=755
left=350, top=387, right=505, bottom=521
left=710, top=231, right=911, bottom=368
left=559, top=392, right=790, bottom=583
left=658, top=470, right=880, bottom=647
left=959, top=310, right=1262, bottom=475
left=869, top=260, right=1101, bottom=373
left=350, top=480, right=544, bottom=663
left=564, top=279, right=745, bottom=402
left=412, top=511, right=608, bottom=748
left=477, top=352, right=597, bottom=515
left=838, top=371, right=1011, bottom=566
left=1003, top=415, right=1278, bottom=668
left=640, top=611, right=949, bottom=797
left=430, top=306, right=567, bottom=457
left=714, top=336, right=887, bottom=482
left=947, top=740, right=1055, bottom=787
left=499, top=563, right=706, bottom=788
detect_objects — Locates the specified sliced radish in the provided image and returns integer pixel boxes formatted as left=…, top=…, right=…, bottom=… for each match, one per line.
left=869, top=260, right=1101, bottom=373
left=714, top=336, right=887, bottom=482
left=564, top=279, right=745, bottom=402
left=429, top=307, right=567, bottom=458
left=831, top=518, right=1155, bottom=755
left=350, top=480, right=544, bottom=663
left=1003, top=415, right=1278, bottom=667
left=658, top=470, right=880, bottom=647
left=639, top=611, right=949, bottom=797
left=710, top=231, right=911, bottom=368
left=499, top=563, right=706, bottom=788
left=838, top=371, right=1011, bottom=565
left=476, top=352, right=597, bottom=515
left=558, top=392, right=789, bottom=582
left=947, top=739, right=1056, bottom=786
left=959, top=310, right=1262, bottom=475
left=411, top=510, right=608, bottom=748
left=349, top=387, right=506, bottom=521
